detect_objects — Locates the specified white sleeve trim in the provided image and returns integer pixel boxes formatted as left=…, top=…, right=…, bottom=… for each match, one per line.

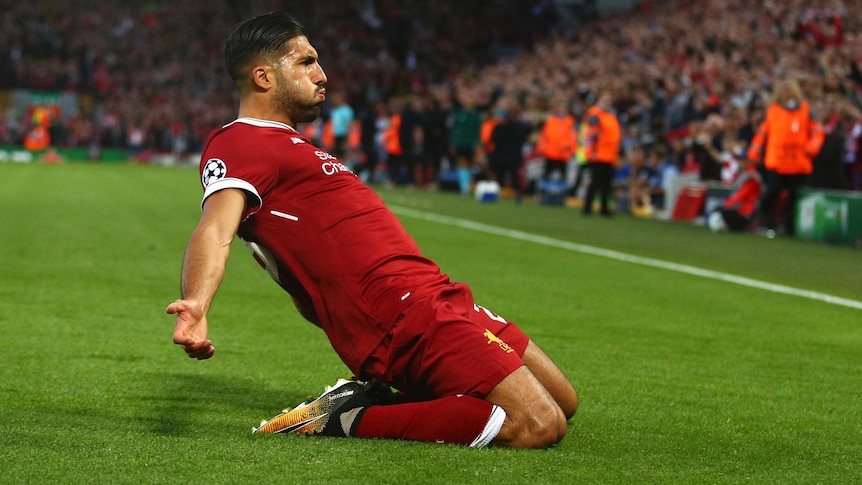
left=201, top=177, right=262, bottom=211
left=469, top=404, right=506, bottom=448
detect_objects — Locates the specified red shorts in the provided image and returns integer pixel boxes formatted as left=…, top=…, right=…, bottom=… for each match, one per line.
left=359, top=282, right=529, bottom=398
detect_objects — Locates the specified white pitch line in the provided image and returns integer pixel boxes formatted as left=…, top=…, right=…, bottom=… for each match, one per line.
left=390, top=205, right=862, bottom=311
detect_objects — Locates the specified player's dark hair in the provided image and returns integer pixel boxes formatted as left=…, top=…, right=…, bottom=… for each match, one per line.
left=224, top=11, right=306, bottom=82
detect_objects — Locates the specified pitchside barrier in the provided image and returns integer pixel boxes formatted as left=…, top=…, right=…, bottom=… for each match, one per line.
left=0, top=146, right=126, bottom=163
left=0, top=146, right=200, bottom=166
left=796, top=188, right=862, bottom=248
left=667, top=174, right=862, bottom=248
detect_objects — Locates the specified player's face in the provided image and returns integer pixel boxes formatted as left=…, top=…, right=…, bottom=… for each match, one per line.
left=272, top=36, right=327, bottom=123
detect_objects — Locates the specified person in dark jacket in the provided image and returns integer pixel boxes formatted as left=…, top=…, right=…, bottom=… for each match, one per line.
left=489, top=99, right=531, bottom=198
left=807, top=114, right=847, bottom=190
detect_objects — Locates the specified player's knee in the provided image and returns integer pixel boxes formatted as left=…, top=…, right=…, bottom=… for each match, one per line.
left=528, top=409, right=568, bottom=449
left=507, top=405, right=568, bottom=449
left=561, top=387, right=579, bottom=420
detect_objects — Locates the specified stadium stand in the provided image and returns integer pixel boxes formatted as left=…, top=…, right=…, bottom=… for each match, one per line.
left=2, top=0, right=860, bottom=198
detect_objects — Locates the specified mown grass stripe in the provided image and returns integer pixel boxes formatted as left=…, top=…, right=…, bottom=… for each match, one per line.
left=390, top=205, right=862, bottom=311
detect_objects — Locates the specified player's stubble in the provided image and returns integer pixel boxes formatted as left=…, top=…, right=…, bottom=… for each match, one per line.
left=272, top=68, right=324, bottom=124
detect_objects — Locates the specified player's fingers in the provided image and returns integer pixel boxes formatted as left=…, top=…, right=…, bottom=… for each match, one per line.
left=186, top=345, right=215, bottom=360
left=181, top=340, right=208, bottom=352
left=200, top=346, right=215, bottom=359
left=165, top=299, right=186, bottom=314
left=183, top=341, right=214, bottom=359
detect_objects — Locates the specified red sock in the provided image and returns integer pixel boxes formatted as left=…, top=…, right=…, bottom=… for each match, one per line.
left=354, top=395, right=505, bottom=447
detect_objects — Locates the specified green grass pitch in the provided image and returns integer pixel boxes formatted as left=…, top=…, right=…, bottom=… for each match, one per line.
left=1, top=162, right=860, bottom=484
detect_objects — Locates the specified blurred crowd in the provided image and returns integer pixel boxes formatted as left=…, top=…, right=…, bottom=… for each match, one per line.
left=0, top=0, right=552, bottom=155
left=2, top=0, right=861, bottom=195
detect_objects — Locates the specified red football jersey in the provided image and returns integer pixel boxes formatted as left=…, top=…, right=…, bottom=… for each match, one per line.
left=199, top=118, right=449, bottom=372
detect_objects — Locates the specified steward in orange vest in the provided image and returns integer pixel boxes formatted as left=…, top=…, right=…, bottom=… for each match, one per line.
left=747, top=101, right=823, bottom=175
left=24, top=125, right=50, bottom=151
left=536, top=99, right=578, bottom=183
left=480, top=112, right=501, bottom=155
left=581, top=91, right=621, bottom=216
left=321, top=119, right=335, bottom=153
left=478, top=109, right=502, bottom=183
left=583, top=106, right=621, bottom=165
left=382, top=112, right=403, bottom=185
left=747, top=79, right=825, bottom=236
left=382, top=113, right=402, bottom=157
left=536, top=114, right=577, bottom=162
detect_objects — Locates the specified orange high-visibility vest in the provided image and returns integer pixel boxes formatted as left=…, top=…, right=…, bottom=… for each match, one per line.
left=747, top=101, right=824, bottom=175
left=301, top=122, right=318, bottom=142
left=24, top=126, right=50, bottom=151
left=321, top=119, right=335, bottom=151
left=536, top=114, right=577, bottom=162
left=382, top=114, right=402, bottom=156
left=348, top=120, right=361, bottom=149
left=583, top=106, right=620, bottom=164
left=481, top=117, right=501, bottom=152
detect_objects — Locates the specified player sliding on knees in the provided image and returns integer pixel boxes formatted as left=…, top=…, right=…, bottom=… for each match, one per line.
left=167, top=11, right=577, bottom=448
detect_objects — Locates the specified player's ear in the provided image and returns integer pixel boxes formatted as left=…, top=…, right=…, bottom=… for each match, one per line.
left=252, top=65, right=273, bottom=91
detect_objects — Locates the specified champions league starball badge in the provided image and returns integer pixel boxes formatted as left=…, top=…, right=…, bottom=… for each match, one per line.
left=202, top=158, right=227, bottom=187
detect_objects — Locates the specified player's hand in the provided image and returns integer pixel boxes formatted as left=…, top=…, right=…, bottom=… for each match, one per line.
left=166, top=299, right=215, bottom=360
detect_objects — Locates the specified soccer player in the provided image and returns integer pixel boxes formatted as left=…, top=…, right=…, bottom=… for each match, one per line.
left=166, top=11, right=578, bottom=449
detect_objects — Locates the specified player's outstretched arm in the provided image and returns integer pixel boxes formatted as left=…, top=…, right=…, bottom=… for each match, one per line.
left=167, top=188, right=246, bottom=360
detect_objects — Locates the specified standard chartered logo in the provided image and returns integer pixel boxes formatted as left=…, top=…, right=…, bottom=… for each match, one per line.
left=321, top=160, right=352, bottom=175
left=315, top=150, right=352, bottom=176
